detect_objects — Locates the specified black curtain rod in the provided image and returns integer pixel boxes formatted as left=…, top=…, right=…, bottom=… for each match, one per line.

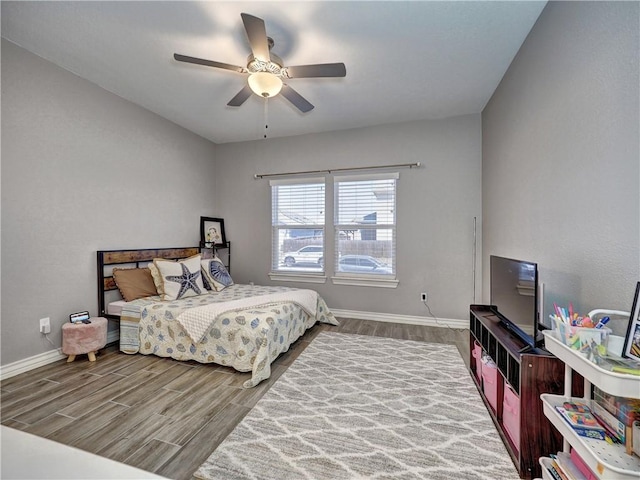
left=254, top=162, right=421, bottom=179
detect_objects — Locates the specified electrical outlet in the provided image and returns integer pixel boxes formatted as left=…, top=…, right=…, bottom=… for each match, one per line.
left=420, top=292, right=427, bottom=302
left=39, top=317, right=51, bottom=334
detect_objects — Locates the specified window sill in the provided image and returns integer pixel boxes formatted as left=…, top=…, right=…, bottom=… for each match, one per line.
left=331, top=276, right=399, bottom=288
left=268, top=272, right=327, bottom=284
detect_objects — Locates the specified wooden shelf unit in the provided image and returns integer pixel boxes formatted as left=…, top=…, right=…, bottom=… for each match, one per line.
left=469, top=305, right=580, bottom=479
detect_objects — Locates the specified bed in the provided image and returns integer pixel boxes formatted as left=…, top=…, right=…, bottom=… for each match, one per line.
left=97, top=247, right=338, bottom=387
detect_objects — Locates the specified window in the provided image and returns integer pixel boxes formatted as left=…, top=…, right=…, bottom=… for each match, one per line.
left=270, top=178, right=325, bottom=275
left=334, top=173, right=397, bottom=279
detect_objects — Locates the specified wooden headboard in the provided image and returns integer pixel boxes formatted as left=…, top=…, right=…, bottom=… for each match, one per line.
left=97, top=247, right=199, bottom=319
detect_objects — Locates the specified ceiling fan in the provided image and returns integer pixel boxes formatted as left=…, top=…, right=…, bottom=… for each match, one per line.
left=174, top=13, right=346, bottom=113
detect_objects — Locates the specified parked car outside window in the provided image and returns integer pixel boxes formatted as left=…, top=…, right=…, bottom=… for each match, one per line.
left=338, top=255, right=392, bottom=274
left=282, top=245, right=324, bottom=267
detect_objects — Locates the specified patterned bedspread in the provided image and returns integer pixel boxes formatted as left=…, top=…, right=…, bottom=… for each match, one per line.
left=119, top=284, right=338, bottom=387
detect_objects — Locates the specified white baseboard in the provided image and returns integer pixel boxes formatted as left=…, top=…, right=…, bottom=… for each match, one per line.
left=0, top=330, right=120, bottom=381
left=0, top=348, right=66, bottom=381
left=330, top=308, right=468, bottom=330
left=0, top=312, right=467, bottom=381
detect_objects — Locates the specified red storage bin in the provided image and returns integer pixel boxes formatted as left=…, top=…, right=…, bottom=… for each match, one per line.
left=472, top=341, right=483, bottom=381
left=502, top=384, right=520, bottom=451
left=481, top=361, right=498, bottom=411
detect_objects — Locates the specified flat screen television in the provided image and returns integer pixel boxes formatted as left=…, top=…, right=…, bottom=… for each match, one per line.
left=490, top=255, right=540, bottom=350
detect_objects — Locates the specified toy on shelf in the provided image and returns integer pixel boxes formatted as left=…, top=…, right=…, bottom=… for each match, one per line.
left=550, top=303, right=611, bottom=363
left=587, top=308, right=640, bottom=375
left=555, top=401, right=609, bottom=441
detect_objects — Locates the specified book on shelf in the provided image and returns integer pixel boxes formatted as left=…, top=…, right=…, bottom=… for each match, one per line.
left=596, top=354, right=640, bottom=375
left=590, top=400, right=626, bottom=443
left=570, top=449, right=598, bottom=480
left=554, top=452, right=588, bottom=480
left=592, top=386, right=640, bottom=454
left=593, top=386, right=640, bottom=426
left=555, top=402, right=608, bottom=441
left=546, top=458, right=568, bottom=480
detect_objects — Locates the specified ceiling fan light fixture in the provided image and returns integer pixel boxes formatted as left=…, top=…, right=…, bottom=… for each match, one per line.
left=248, top=72, right=283, bottom=98
left=174, top=13, right=344, bottom=112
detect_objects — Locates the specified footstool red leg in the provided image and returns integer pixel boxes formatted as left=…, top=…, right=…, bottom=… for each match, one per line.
left=66, top=355, right=76, bottom=363
left=88, top=352, right=97, bottom=362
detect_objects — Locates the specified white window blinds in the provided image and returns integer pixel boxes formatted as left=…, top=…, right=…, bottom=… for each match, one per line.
left=270, top=178, right=325, bottom=273
left=334, top=173, right=397, bottom=277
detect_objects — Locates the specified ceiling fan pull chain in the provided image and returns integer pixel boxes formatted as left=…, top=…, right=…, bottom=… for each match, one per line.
left=264, top=97, right=269, bottom=139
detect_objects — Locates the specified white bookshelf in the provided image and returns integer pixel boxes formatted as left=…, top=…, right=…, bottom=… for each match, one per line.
left=541, top=330, right=640, bottom=480
left=541, top=394, right=640, bottom=479
left=543, top=332, right=639, bottom=398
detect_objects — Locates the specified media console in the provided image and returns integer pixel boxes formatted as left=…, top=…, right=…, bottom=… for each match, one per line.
left=469, top=305, right=583, bottom=479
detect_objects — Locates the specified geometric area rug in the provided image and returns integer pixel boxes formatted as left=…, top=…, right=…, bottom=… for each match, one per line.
left=194, top=332, right=520, bottom=480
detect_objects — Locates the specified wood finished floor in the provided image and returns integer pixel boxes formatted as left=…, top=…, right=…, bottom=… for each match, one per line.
left=0, top=319, right=470, bottom=480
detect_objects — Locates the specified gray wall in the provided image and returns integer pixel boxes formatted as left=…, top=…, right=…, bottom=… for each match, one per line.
left=482, top=1, right=639, bottom=336
left=1, top=40, right=218, bottom=365
left=214, top=114, right=482, bottom=321
left=7, top=0, right=634, bottom=368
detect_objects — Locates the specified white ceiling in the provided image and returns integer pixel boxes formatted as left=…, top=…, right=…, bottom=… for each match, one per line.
left=1, top=1, right=547, bottom=144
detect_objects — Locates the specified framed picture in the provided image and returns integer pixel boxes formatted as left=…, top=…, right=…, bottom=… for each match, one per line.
left=622, top=281, right=640, bottom=362
left=200, top=217, right=226, bottom=247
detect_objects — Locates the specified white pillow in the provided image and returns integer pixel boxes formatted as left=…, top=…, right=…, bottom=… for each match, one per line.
left=153, top=254, right=206, bottom=301
left=201, top=257, right=234, bottom=291
left=148, top=262, right=165, bottom=296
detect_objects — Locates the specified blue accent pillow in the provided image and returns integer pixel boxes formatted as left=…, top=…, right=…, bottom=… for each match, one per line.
left=201, top=258, right=234, bottom=291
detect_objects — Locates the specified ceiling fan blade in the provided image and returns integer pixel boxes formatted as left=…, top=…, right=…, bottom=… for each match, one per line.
left=280, top=84, right=314, bottom=113
left=174, top=53, right=245, bottom=73
left=227, top=85, right=253, bottom=107
left=241, top=13, right=270, bottom=62
left=285, top=63, right=347, bottom=79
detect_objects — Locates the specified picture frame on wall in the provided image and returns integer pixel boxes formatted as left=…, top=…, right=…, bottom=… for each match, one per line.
left=622, top=281, right=640, bottom=362
left=200, top=217, right=226, bottom=247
